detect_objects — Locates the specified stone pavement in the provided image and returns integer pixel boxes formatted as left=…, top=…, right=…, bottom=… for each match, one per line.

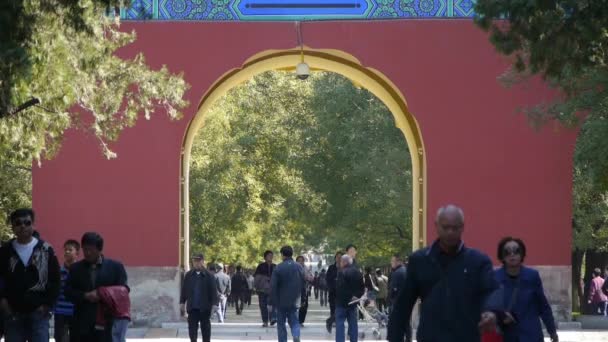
left=118, top=296, right=608, bottom=341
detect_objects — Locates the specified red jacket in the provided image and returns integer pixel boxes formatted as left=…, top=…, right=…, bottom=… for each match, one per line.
left=588, top=277, right=608, bottom=304
left=96, top=285, right=131, bottom=328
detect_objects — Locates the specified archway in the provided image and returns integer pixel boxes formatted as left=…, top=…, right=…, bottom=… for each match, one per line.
left=180, top=48, right=426, bottom=268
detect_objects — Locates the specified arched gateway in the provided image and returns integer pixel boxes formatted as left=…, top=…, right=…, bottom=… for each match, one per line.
left=33, top=1, right=576, bottom=325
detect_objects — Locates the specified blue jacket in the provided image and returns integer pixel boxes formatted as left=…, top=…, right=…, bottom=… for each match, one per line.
left=387, top=241, right=500, bottom=342
left=494, top=266, right=557, bottom=342
left=271, top=257, right=305, bottom=309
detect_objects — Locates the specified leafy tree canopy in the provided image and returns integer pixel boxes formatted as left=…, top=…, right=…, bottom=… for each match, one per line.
left=189, top=71, right=412, bottom=268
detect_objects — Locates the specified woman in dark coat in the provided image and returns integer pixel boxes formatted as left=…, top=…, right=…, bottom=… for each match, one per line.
left=494, top=237, right=558, bottom=342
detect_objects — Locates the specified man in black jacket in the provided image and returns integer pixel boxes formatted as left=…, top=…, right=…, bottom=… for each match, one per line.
left=387, top=205, right=500, bottom=342
left=231, top=265, right=249, bottom=315
left=66, top=232, right=128, bottom=342
left=388, top=253, right=407, bottom=309
left=335, top=255, right=364, bottom=342
left=180, top=253, right=218, bottom=342
left=0, top=208, right=60, bottom=342
left=325, top=250, right=342, bottom=333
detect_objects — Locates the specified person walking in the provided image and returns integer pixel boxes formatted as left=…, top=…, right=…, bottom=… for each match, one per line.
left=375, top=269, right=388, bottom=313
left=313, top=272, right=320, bottom=300
left=335, top=255, right=365, bottom=342
left=388, top=254, right=407, bottom=312
left=494, top=237, right=558, bottom=342
left=54, top=239, right=81, bottom=342
left=180, top=253, right=218, bottom=342
left=588, top=268, right=608, bottom=316
left=387, top=205, right=501, bottom=342
left=67, top=232, right=129, bottom=342
left=214, top=263, right=231, bottom=323
left=271, top=246, right=305, bottom=342
left=231, top=265, right=249, bottom=315
left=325, top=251, right=343, bottom=333
left=246, top=271, right=255, bottom=307
left=0, top=208, right=61, bottom=342
left=254, top=250, right=277, bottom=327
left=296, top=255, right=314, bottom=326
left=319, top=269, right=328, bottom=307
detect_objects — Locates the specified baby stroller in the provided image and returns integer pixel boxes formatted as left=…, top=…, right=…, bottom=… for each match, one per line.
left=350, top=296, right=388, bottom=340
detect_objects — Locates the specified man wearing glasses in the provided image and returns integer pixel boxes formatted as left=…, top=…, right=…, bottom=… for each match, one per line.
left=0, top=208, right=61, bottom=342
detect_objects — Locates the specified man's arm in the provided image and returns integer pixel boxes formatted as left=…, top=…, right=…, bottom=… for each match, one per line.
left=209, top=275, right=219, bottom=306
left=387, top=259, right=418, bottom=342
left=65, top=264, right=87, bottom=304
left=116, top=261, right=128, bottom=287
left=180, top=272, right=190, bottom=304
left=44, top=246, right=61, bottom=308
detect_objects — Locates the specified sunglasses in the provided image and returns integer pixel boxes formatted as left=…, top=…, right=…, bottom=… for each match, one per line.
left=503, top=247, right=521, bottom=256
left=12, top=219, right=32, bottom=227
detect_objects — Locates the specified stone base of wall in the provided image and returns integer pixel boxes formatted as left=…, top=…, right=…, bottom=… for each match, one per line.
left=127, top=266, right=182, bottom=327
left=535, top=265, right=572, bottom=322
left=126, top=265, right=571, bottom=327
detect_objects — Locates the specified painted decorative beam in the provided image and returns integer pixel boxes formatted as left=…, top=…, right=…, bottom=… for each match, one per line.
left=120, top=0, right=477, bottom=21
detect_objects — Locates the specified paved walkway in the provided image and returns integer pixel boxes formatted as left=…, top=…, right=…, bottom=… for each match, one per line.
left=118, top=296, right=608, bottom=341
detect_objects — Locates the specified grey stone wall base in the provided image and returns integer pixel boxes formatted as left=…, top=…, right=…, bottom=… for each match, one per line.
left=535, top=265, right=572, bottom=322
left=124, top=265, right=571, bottom=327
left=127, top=266, right=182, bottom=327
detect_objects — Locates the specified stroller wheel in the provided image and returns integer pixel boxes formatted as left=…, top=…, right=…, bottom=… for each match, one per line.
left=373, top=329, right=381, bottom=340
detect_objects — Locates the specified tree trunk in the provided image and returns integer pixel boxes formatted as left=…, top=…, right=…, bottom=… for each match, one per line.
left=572, top=249, right=584, bottom=313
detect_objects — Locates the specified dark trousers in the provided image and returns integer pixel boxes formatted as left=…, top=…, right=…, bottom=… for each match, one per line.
left=298, top=296, right=309, bottom=324
left=246, top=289, right=253, bottom=305
left=54, top=314, right=76, bottom=342
left=376, top=298, right=387, bottom=313
left=314, top=286, right=319, bottom=299
left=4, top=310, right=50, bottom=342
left=74, top=329, right=109, bottom=342
left=234, top=293, right=246, bottom=314
left=188, top=309, right=211, bottom=342
left=327, top=291, right=336, bottom=325
left=258, top=293, right=276, bottom=324
left=320, top=289, right=328, bottom=306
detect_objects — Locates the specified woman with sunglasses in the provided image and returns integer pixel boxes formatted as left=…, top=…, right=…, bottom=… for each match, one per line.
left=494, top=237, right=558, bottom=342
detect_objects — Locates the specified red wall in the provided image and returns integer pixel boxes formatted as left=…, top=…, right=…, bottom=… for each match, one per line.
left=32, top=21, right=577, bottom=267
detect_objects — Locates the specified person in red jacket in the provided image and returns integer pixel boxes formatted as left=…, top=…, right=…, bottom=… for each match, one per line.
left=588, top=268, right=608, bottom=315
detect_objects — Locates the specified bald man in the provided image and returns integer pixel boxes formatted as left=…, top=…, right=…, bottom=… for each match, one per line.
left=387, top=205, right=501, bottom=342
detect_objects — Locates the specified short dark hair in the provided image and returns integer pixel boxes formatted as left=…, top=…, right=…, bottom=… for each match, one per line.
left=296, top=255, right=305, bottom=262
left=280, top=246, right=293, bottom=258
left=9, top=208, right=35, bottom=225
left=392, top=253, right=402, bottom=261
left=263, top=250, right=273, bottom=258
left=364, top=266, right=372, bottom=273
left=497, top=237, right=526, bottom=263
left=236, top=265, right=242, bottom=272
left=345, top=244, right=357, bottom=251
left=594, top=268, right=602, bottom=277
left=335, top=250, right=344, bottom=258
left=81, top=232, right=104, bottom=251
left=64, top=239, right=81, bottom=251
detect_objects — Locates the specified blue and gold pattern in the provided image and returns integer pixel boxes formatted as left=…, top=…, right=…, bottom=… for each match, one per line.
left=120, top=0, right=477, bottom=20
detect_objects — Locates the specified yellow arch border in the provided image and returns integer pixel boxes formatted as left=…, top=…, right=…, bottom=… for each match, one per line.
left=180, top=48, right=426, bottom=268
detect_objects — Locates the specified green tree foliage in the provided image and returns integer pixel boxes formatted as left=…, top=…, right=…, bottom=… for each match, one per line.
left=189, top=71, right=412, bottom=268
left=0, top=0, right=188, bottom=238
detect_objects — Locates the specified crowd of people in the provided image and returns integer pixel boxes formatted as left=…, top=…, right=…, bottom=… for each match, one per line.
left=0, top=204, right=597, bottom=342
left=0, top=208, right=129, bottom=342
